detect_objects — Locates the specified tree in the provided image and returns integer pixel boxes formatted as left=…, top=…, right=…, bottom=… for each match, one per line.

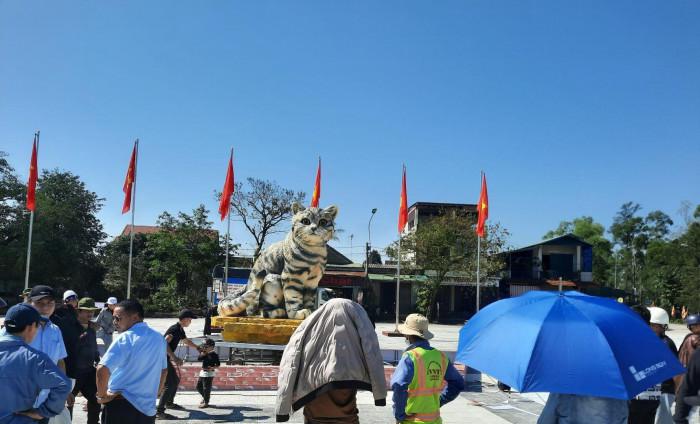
left=677, top=206, right=700, bottom=311
left=101, top=233, right=152, bottom=299
left=0, top=167, right=106, bottom=296
left=609, top=202, right=676, bottom=298
left=645, top=239, right=683, bottom=310
left=368, top=249, right=382, bottom=264
left=543, top=216, right=613, bottom=284
left=387, top=213, right=509, bottom=321
left=227, top=178, right=306, bottom=260
left=645, top=210, right=674, bottom=241
left=0, top=152, right=24, bottom=239
left=146, top=205, right=224, bottom=309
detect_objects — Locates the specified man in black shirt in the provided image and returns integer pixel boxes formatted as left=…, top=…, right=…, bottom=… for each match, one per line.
left=70, top=298, right=101, bottom=424
left=156, top=309, right=200, bottom=419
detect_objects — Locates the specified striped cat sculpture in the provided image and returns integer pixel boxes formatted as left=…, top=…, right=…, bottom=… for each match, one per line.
left=218, top=203, right=338, bottom=320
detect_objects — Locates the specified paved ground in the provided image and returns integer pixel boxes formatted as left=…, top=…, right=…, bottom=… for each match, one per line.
left=4, top=317, right=693, bottom=422
left=70, top=389, right=534, bottom=423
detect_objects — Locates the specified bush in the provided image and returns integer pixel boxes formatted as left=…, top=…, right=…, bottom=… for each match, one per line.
left=143, top=279, right=185, bottom=314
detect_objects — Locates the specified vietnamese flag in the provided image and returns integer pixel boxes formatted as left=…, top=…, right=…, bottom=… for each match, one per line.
left=122, top=141, right=138, bottom=214
left=311, top=157, right=321, bottom=208
left=219, top=149, right=235, bottom=221
left=398, top=165, right=408, bottom=233
left=476, top=172, right=489, bottom=237
left=26, top=134, right=38, bottom=211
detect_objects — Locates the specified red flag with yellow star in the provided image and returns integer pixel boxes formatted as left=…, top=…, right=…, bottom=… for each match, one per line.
left=26, top=134, right=38, bottom=211
left=398, top=165, right=408, bottom=233
left=476, top=173, right=488, bottom=237
left=311, top=157, right=321, bottom=208
left=122, top=142, right=137, bottom=214
left=219, top=149, right=235, bottom=220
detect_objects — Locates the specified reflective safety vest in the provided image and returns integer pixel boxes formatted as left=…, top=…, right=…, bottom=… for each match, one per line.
left=402, top=347, right=448, bottom=424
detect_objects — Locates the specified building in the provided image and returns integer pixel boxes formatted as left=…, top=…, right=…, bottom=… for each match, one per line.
left=405, top=202, right=477, bottom=234
left=119, top=224, right=219, bottom=239
left=500, top=234, right=594, bottom=297
left=119, top=225, right=162, bottom=237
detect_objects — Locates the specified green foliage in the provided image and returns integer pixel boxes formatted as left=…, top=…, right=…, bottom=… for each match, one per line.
left=0, top=161, right=106, bottom=296
left=543, top=216, right=613, bottom=284
left=101, top=233, right=152, bottom=299
left=387, top=213, right=509, bottom=321
left=645, top=209, right=700, bottom=311
left=609, top=202, right=674, bottom=295
left=146, top=206, right=225, bottom=311
left=143, top=279, right=184, bottom=315
left=369, top=249, right=382, bottom=264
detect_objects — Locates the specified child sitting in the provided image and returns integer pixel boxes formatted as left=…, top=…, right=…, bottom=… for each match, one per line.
left=196, top=338, right=220, bottom=408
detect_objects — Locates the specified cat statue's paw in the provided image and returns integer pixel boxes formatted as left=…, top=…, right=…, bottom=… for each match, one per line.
left=288, top=309, right=311, bottom=320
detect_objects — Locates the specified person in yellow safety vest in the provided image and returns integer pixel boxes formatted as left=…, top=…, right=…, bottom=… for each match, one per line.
left=391, top=314, right=465, bottom=424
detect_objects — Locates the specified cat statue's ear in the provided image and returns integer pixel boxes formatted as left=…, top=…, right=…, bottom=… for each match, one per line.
left=323, top=205, right=338, bottom=220
left=291, top=202, right=305, bottom=215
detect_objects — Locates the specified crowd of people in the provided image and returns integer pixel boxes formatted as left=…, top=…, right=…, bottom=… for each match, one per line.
left=2, top=285, right=700, bottom=424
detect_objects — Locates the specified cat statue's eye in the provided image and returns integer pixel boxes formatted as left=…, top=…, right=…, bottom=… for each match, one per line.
left=301, top=218, right=311, bottom=225
left=319, top=219, right=327, bottom=226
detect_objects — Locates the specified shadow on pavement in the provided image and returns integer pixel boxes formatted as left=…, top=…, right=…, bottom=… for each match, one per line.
left=182, top=406, right=271, bottom=422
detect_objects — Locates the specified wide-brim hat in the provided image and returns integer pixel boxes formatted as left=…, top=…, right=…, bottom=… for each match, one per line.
left=398, top=313, right=434, bottom=340
left=77, top=297, right=100, bottom=311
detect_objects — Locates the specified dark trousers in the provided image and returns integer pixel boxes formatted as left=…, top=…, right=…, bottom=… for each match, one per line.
left=628, top=399, right=659, bottom=424
left=157, top=361, right=180, bottom=413
left=102, top=397, right=154, bottom=424
left=69, top=369, right=100, bottom=424
left=197, top=377, right=213, bottom=403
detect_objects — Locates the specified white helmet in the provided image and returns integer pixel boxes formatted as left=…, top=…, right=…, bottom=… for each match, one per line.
left=648, top=307, right=670, bottom=326
left=63, top=290, right=78, bottom=301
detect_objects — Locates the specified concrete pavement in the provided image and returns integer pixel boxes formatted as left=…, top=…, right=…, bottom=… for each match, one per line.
left=70, top=389, right=525, bottom=423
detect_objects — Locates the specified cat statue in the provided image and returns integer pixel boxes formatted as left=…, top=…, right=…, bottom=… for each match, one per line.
left=218, top=203, right=338, bottom=320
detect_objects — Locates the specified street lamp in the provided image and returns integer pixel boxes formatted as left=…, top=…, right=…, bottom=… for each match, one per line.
left=368, top=208, right=377, bottom=247
left=366, top=208, right=377, bottom=274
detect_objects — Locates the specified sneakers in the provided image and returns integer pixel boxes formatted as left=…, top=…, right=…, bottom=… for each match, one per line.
left=166, top=403, right=185, bottom=410
left=155, top=412, right=177, bottom=420
left=198, top=400, right=208, bottom=408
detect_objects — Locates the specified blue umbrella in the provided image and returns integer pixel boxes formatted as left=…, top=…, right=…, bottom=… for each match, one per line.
left=456, top=290, right=684, bottom=400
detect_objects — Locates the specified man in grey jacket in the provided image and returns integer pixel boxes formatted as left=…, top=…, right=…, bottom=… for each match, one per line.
left=276, top=298, right=386, bottom=423
left=95, top=297, right=117, bottom=350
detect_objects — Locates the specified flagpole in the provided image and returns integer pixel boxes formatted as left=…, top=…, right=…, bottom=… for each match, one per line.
left=476, top=170, right=482, bottom=313
left=476, top=234, right=481, bottom=312
left=223, top=148, right=233, bottom=297
left=395, top=234, right=401, bottom=331
left=24, top=131, right=39, bottom=290
left=126, top=139, right=138, bottom=299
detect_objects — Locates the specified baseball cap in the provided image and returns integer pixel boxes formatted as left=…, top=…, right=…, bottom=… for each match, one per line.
left=63, top=290, right=78, bottom=301
left=178, top=309, right=198, bottom=320
left=4, top=303, right=48, bottom=331
left=106, top=297, right=118, bottom=305
left=29, top=285, right=56, bottom=301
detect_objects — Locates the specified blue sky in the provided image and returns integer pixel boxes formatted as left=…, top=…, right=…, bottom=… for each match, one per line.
left=2, top=1, right=699, bottom=262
